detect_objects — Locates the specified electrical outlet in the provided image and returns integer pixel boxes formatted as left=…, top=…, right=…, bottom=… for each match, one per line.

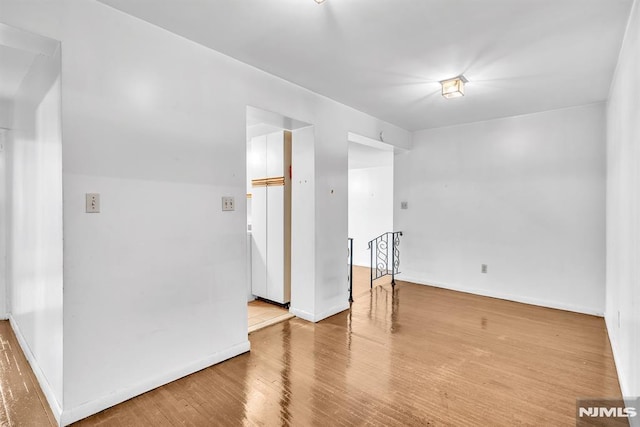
left=222, top=196, right=235, bottom=211
left=401, top=201, right=408, bottom=210
left=481, top=264, right=487, bottom=274
left=85, top=193, right=100, bottom=213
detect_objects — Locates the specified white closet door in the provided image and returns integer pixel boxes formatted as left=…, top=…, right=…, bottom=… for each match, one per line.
left=251, top=135, right=267, bottom=180
left=251, top=186, right=267, bottom=298
left=266, top=185, right=284, bottom=303
left=266, top=131, right=284, bottom=177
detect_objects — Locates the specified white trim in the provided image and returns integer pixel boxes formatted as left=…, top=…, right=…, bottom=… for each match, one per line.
left=605, top=317, right=640, bottom=427
left=289, top=307, right=315, bottom=322
left=9, top=315, right=62, bottom=426
left=60, top=340, right=250, bottom=426
left=397, top=274, right=604, bottom=317
left=605, top=318, right=626, bottom=394
left=290, top=301, right=349, bottom=323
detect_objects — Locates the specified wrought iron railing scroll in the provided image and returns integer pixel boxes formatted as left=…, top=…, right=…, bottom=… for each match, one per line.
left=367, top=231, right=403, bottom=288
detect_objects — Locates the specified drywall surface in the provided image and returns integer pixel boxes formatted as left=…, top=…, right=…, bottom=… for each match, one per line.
left=606, top=0, right=640, bottom=412
left=0, top=99, right=12, bottom=129
left=7, top=48, right=63, bottom=411
left=0, top=130, right=6, bottom=319
left=291, top=126, right=316, bottom=320
left=395, top=103, right=606, bottom=315
left=348, top=163, right=393, bottom=267
left=0, top=1, right=411, bottom=423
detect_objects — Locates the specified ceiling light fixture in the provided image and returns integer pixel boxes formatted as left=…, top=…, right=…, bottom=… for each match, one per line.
left=440, top=75, right=467, bottom=99
left=315, top=0, right=326, bottom=3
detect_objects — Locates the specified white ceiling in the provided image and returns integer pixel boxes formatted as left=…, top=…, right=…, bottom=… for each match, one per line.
left=98, top=0, right=633, bottom=131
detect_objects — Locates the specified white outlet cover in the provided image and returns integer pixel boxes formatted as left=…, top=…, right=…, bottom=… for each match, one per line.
left=86, top=193, right=100, bottom=213
left=222, top=196, right=235, bottom=211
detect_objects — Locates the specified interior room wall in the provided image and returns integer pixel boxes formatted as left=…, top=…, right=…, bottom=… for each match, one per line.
left=0, top=130, right=7, bottom=319
left=606, top=0, right=639, bottom=412
left=348, top=144, right=393, bottom=267
left=7, top=45, right=63, bottom=413
left=0, top=99, right=13, bottom=129
left=395, top=103, right=606, bottom=315
left=0, top=1, right=411, bottom=424
left=291, top=126, right=316, bottom=321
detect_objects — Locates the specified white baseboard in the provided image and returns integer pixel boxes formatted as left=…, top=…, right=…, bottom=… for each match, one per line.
left=60, top=340, right=250, bottom=426
left=290, top=301, right=349, bottom=323
left=9, top=315, right=62, bottom=426
left=604, top=317, right=640, bottom=427
left=289, top=307, right=315, bottom=322
left=397, top=274, right=604, bottom=317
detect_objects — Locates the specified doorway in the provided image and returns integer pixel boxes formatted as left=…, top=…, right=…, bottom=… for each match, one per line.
left=347, top=132, right=395, bottom=297
left=245, top=106, right=312, bottom=332
left=0, top=22, right=63, bottom=413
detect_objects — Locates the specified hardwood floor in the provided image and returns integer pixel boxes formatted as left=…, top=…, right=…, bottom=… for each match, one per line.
left=248, top=300, right=294, bottom=333
left=0, top=321, right=57, bottom=427
left=351, top=265, right=391, bottom=298
left=247, top=265, right=374, bottom=333
left=1, top=280, right=623, bottom=426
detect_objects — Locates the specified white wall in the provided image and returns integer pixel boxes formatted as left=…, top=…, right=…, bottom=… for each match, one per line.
left=348, top=160, right=394, bottom=267
left=291, top=126, right=316, bottom=320
left=606, top=0, right=640, bottom=413
left=0, top=98, right=13, bottom=129
left=0, top=1, right=411, bottom=424
left=7, top=46, right=63, bottom=413
left=395, top=103, right=606, bottom=315
left=0, top=130, right=7, bottom=319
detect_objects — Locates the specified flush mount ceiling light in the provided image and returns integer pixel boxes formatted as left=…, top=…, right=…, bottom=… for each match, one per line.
left=315, top=0, right=326, bottom=3
left=440, top=75, right=468, bottom=99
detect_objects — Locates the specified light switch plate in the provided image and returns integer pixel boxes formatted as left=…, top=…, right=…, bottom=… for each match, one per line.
left=222, top=196, right=235, bottom=211
left=86, top=193, right=100, bottom=213
left=401, top=201, right=408, bottom=210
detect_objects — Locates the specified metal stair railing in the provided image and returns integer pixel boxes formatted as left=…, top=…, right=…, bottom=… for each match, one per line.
left=367, top=231, right=403, bottom=288
left=347, top=238, right=354, bottom=302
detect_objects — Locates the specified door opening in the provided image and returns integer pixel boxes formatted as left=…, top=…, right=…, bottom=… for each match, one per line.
left=245, top=106, right=312, bottom=332
left=347, top=132, right=395, bottom=298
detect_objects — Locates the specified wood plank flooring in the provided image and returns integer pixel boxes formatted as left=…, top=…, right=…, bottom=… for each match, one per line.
left=1, top=279, right=623, bottom=426
left=351, top=265, right=391, bottom=298
left=0, top=321, right=57, bottom=427
left=248, top=300, right=294, bottom=333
